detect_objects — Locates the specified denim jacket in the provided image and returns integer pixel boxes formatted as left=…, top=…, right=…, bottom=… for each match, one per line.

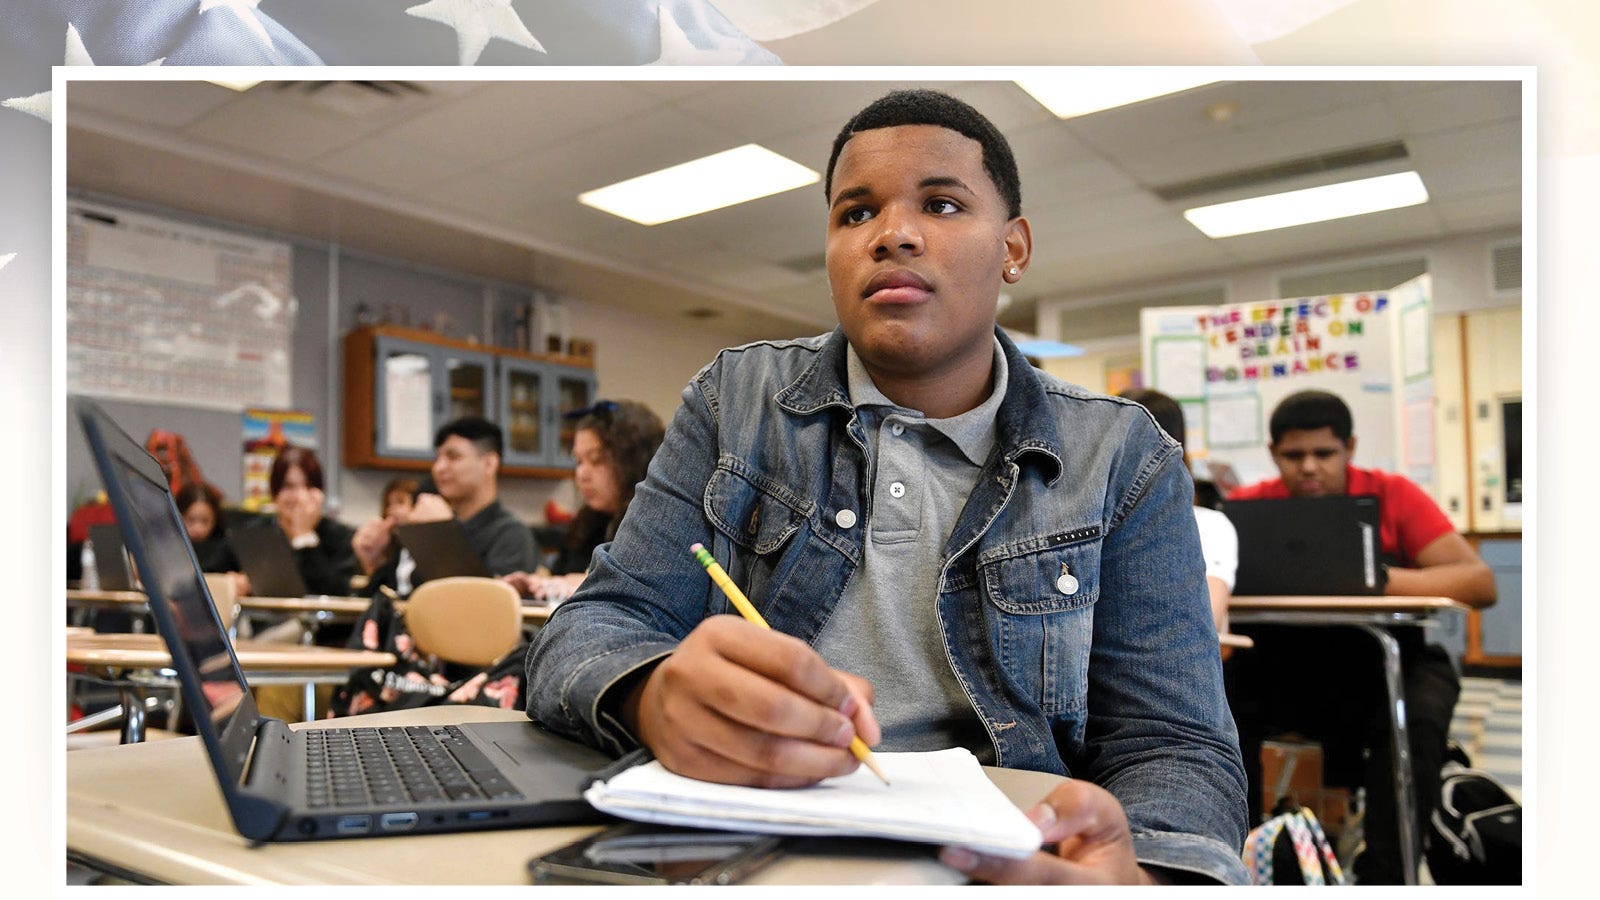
left=526, top=328, right=1248, bottom=883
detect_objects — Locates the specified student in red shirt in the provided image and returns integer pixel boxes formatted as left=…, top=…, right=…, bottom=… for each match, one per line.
left=1225, top=389, right=1495, bottom=884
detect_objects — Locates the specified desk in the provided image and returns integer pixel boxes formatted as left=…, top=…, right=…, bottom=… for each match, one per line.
left=1227, top=595, right=1467, bottom=885
left=242, top=596, right=556, bottom=633
left=66, top=633, right=395, bottom=744
left=66, top=589, right=151, bottom=631
left=66, top=706, right=1063, bottom=885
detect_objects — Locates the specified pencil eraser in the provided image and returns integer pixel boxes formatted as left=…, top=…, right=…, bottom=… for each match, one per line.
left=690, top=542, right=704, bottom=553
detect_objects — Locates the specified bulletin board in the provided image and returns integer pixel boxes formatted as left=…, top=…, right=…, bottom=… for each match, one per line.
left=66, top=199, right=296, bottom=411
left=1140, top=276, right=1433, bottom=489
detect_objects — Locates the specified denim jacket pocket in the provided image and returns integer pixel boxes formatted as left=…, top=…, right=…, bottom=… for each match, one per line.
left=977, top=525, right=1103, bottom=718
left=704, top=456, right=813, bottom=556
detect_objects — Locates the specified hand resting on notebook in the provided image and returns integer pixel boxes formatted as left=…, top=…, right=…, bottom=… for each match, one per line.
left=937, top=779, right=1164, bottom=885
left=619, top=615, right=882, bottom=789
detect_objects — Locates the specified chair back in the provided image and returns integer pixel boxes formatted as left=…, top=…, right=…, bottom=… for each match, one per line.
left=402, top=576, right=522, bottom=667
left=201, top=572, right=239, bottom=639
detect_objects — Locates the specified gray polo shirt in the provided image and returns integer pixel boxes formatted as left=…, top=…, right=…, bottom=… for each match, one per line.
left=812, top=339, right=1006, bottom=761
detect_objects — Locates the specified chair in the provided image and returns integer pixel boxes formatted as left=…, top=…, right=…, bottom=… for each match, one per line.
left=402, top=576, right=523, bottom=668
left=201, top=572, right=239, bottom=640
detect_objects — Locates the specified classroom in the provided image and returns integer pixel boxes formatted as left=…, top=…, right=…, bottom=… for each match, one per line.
left=62, top=75, right=1523, bottom=887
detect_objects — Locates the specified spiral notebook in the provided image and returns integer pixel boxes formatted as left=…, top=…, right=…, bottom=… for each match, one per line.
left=583, top=747, right=1042, bottom=858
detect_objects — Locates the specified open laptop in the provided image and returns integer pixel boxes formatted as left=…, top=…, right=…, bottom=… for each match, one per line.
left=1221, top=495, right=1384, bottom=596
left=77, top=398, right=614, bottom=842
left=87, top=522, right=136, bottom=591
left=227, top=519, right=313, bottom=598
left=394, top=519, right=491, bottom=583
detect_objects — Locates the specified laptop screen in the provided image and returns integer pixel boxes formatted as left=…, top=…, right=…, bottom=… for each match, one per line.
left=119, top=458, right=249, bottom=726
left=79, top=398, right=262, bottom=785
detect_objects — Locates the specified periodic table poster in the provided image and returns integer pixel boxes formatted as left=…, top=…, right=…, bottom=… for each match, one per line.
left=67, top=200, right=295, bottom=411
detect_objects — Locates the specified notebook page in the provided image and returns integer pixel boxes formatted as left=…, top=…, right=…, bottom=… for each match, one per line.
left=583, top=747, right=1042, bottom=858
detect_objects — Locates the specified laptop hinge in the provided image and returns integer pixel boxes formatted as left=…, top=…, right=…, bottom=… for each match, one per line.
left=229, top=719, right=295, bottom=842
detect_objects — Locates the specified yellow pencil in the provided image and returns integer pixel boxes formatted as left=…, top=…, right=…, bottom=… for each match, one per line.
left=689, top=542, right=890, bottom=786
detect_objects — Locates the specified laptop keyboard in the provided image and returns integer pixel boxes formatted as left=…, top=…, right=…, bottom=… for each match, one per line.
left=304, top=725, right=525, bottom=808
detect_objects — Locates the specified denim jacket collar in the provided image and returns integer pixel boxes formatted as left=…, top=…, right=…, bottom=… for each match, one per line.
left=775, top=326, right=1064, bottom=486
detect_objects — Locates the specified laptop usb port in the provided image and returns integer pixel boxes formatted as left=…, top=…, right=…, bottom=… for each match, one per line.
left=460, top=810, right=493, bottom=821
left=380, top=812, right=419, bottom=831
left=336, top=815, right=372, bottom=835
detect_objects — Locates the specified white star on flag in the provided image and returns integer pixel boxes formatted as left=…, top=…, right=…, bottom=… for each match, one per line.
left=3, top=23, right=163, bottom=123
left=198, top=0, right=274, bottom=50
left=652, top=3, right=746, bottom=65
left=405, top=0, right=546, bottom=66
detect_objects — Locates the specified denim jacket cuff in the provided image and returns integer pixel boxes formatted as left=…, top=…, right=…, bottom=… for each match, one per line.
left=1132, top=830, right=1250, bottom=885
left=580, top=645, right=676, bottom=756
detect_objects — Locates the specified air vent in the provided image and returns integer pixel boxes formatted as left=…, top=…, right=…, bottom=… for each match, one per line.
left=274, top=81, right=428, bottom=117
left=1491, top=242, right=1521, bottom=293
left=1278, top=257, right=1427, bottom=299
left=1061, top=284, right=1227, bottom=343
left=1152, top=140, right=1410, bottom=203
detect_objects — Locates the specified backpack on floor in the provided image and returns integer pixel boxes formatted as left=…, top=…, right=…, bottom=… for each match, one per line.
left=1426, top=758, right=1522, bottom=885
left=1243, top=800, right=1347, bottom=885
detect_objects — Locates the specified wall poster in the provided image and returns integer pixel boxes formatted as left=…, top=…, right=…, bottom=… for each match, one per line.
left=67, top=200, right=295, bottom=410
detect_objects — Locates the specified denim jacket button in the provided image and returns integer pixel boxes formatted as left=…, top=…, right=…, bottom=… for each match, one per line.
left=1056, top=572, right=1079, bottom=594
left=834, top=509, right=857, bottom=529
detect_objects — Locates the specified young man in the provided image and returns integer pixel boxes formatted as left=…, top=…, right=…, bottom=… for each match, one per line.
left=526, top=90, right=1246, bottom=885
left=353, top=416, right=534, bottom=586
left=1226, top=389, right=1496, bottom=884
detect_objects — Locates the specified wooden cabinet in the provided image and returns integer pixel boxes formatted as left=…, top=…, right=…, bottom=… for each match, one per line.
left=343, top=325, right=595, bottom=478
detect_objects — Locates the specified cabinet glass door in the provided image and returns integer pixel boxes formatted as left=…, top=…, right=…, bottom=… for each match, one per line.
left=501, top=364, right=546, bottom=465
left=443, top=352, right=494, bottom=422
left=551, top=369, right=597, bottom=466
left=376, top=341, right=437, bottom=459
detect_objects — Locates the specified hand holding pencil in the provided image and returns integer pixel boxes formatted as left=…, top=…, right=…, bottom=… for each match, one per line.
left=613, top=547, right=885, bottom=790
left=691, top=543, right=890, bottom=785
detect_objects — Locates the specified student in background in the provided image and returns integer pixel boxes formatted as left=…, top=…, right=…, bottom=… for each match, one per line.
left=175, top=480, right=238, bottom=574
left=501, top=400, right=665, bottom=603
left=526, top=89, right=1245, bottom=885
left=1120, top=388, right=1235, bottom=635
left=353, top=417, right=534, bottom=589
left=247, top=446, right=360, bottom=599
left=1225, top=389, right=1495, bottom=884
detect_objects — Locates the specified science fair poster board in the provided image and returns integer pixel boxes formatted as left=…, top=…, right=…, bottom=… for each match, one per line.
left=66, top=199, right=296, bottom=411
left=1140, top=276, right=1433, bottom=491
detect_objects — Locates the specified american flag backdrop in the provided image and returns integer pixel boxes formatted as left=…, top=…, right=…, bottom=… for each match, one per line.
left=0, top=0, right=779, bottom=284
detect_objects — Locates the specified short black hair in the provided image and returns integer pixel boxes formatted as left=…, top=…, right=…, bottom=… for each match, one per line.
left=1269, top=390, right=1354, bottom=443
left=434, top=416, right=503, bottom=458
left=1121, top=388, right=1186, bottom=449
left=824, top=89, right=1022, bottom=220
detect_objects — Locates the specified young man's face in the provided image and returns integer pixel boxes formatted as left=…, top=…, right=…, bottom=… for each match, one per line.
left=431, top=435, right=496, bottom=506
left=825, top=124, right=1029, bottom=384
left=1269, top=426, right=1355, bottom=497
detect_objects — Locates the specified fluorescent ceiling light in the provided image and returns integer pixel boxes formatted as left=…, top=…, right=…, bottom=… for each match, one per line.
left=1183, top=171, right=1429, bottom=238
left=1014, top=73, right=1215, bottom=118
left=580, top=144, right=819, bottom=226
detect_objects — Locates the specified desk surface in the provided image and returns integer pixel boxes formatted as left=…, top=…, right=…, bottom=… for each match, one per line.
left=241, top=595, right=555, bottom=623
left=67, top=706, right=1061, bottom=885
left=1229, top=594, right=1465, bottom=614
left=66, top=633, right=395, bottom=673
left=65, top=589, right=149, bottom=607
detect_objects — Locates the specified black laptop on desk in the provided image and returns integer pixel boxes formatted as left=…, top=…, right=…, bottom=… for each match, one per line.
left=227, top=520, right=313, bottom=598
left=87, top=523, right=136, bottom=591
left=394, top=519, right=491, bottom=583
left=1222, top=495, right=1384, bottom=596
left=77, top=398, right=613, bottom=843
